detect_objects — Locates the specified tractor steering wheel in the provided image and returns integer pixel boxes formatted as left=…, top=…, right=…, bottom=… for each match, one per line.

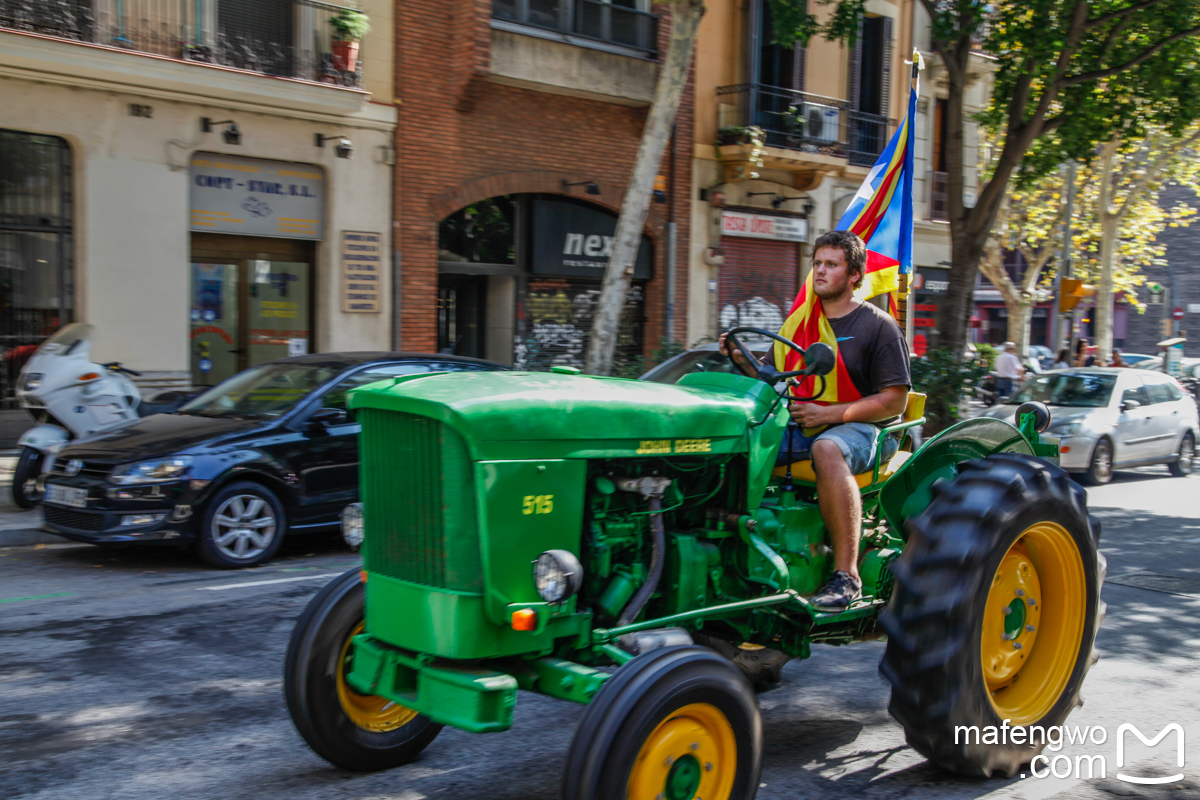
left=723, top=327, right=837, bottom=401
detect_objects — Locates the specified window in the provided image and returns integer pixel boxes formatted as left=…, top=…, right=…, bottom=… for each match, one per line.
left=0, top=130, right=73, bottom=412
left=320, top=363, right=435, bottom=410
left=1121, top=383, right=1150, bottom=407
left=491, top=0, right=658, bottom=56
left=1142, top=378, right=1178, bottom=405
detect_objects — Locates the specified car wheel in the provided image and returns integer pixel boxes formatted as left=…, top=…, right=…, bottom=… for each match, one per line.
left=196, top=480, right=286, bottom=568
left=1168, top=433, right=1195, bottom=477
left=1083, top=438, right=1113, bottom=486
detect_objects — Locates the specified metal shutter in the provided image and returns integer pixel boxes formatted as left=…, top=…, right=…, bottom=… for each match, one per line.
left=718, top=237, right=800, bottom=339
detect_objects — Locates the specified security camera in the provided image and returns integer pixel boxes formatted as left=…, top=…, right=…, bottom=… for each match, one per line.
left=334, top=137, right=353, bottom=159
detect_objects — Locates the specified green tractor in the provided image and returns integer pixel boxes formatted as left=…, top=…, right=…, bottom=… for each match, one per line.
left=284, top=328, right=1105, bottom=799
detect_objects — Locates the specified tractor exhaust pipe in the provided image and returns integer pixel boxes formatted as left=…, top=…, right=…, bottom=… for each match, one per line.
left=613, top=476, right=672, bottom=631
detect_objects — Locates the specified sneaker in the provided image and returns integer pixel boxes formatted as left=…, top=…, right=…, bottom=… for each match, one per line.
left=810, top=570, right=862, bottom=612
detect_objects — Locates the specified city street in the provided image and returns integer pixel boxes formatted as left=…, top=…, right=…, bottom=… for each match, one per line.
left=1, top=465, right=1198, bottom=800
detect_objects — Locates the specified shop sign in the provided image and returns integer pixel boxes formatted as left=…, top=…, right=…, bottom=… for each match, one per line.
left=189, top=153, right=324, bottom=240
left=912, top=267, right=950, bottom=294
left=340, top=231, right=382, bottom=313
left=720, top=211, right=806, bottom=242
left=531, top=198, right=653, bottom=279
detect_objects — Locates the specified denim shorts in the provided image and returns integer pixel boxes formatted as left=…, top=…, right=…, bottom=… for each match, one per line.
left=775, top=421, right=899, bottom=474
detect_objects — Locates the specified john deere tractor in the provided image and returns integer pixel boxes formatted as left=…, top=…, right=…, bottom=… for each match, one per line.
left=284, top=328, right=1105, bottom=799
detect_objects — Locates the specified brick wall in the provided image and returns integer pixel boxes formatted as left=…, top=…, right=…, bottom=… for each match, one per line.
left=394, top=0, right=695, bottom=359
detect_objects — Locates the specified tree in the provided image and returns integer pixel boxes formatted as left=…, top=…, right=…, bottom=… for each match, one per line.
left=771, top=0, right=1200, bottom=358
left=585, top=0, right=705, bottom=376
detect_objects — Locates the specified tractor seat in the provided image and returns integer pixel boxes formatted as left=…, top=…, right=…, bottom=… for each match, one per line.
left=770, top=392, right=926, bottom=488
left=772, top=449, right=912, bottom=488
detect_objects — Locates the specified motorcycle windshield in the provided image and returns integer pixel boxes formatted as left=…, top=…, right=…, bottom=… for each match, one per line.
left=36, top=323, right=96, bottom=358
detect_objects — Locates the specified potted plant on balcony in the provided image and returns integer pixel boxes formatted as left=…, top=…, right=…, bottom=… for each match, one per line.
left=329, top=8, right=371, bottom=73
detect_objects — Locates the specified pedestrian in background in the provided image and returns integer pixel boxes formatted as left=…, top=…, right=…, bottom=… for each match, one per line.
left=994, top=342, right=1023, bottom=399
left=1054, top=348, right=1071, bottom=369
left=1073, top=338, right=1089, bottom=367
left=1111, top=349, right=1127, bottom=368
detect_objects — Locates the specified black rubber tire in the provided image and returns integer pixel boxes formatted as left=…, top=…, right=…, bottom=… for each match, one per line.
left=691, top=632, right=792, bottom=688
left=1168, top=433, right=1194, bottom=477
left=195, top=480, right=287, bottom=568
left=284, top=569, right=441, bottom=771
left=563, top=646, right=762, bottom=800
left=879, top=453, right=1105, bottom=778
left=1082, top=438, right=1114, bottom=486
left=11, top=447, right=43, bottom=509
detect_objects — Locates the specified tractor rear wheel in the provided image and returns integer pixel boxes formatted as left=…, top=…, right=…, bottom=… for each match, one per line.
left=284, top=569, right=441, bottom=771
left=563, top=646, right=762, bottom=800
left=879, top=454, right=1105, bottom=778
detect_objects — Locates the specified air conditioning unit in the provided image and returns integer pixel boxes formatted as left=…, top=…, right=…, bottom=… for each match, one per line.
left=802, top=102, right=841, bottom=144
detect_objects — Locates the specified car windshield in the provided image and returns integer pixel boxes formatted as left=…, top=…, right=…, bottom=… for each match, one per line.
left=1006, top=373, right=1116, bottom=407
left=180, top=363, right=341, bottom=418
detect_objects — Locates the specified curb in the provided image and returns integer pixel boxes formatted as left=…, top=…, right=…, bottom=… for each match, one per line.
left=0, top=528, right=71, bottom=548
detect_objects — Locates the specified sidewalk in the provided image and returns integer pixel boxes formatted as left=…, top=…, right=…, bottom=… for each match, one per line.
left=0, top=453, right=68, bottom=547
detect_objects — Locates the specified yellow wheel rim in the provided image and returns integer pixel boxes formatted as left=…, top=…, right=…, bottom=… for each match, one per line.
left=627, top=703, right=737, bottom=800
left=982, top=522, right=1086, bottom=726
left=336, top=621, right=419, bottom=732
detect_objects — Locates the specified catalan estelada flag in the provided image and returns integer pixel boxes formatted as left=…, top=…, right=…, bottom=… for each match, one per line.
left=774, top=51, right=922, bottom=407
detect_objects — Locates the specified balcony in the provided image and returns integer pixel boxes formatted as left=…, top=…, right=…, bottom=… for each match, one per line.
left=492, top=0, right=658, bottom=58
left=0, top=0, right=365, bottom=88
left=716, top=84, right=890, bottom=169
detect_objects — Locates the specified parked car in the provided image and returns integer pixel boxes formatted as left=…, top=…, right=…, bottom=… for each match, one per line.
left=1117, top=352, right=1155, bottom=366
left=981, top=368, right=1197, bottom=484
left=40, top=352, right=507, bottom=567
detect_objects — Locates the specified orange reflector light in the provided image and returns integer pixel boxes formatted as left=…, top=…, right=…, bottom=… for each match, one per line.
left=511, top=608, right=537, bottom=631
left=360, top=570, right=368, bottom=583
left=1060, top=446, right=1071, bottom=453
left=78, top=373, right=100, bottom=382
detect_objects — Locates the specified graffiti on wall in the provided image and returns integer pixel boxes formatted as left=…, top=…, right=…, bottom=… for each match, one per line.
left=515, top=279, right=645, bottom=371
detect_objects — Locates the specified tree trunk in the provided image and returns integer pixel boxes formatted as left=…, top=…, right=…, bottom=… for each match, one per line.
left=1008, top=301, right=1031, bottom=355
left=584, top=0, right=705, bottom=376
left=1094, top=140, right=1119, bottom=364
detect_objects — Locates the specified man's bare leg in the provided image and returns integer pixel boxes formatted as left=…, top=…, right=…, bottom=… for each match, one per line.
left=811, top=438, right=862, bottom=582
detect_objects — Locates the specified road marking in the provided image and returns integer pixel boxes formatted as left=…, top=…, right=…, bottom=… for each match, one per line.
left=0, top=592, right=73, bottom=603
left=199, top=573, right=342, bottom=591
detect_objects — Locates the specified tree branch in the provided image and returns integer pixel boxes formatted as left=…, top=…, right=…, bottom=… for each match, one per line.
left=1115, top=128, right=1200, bottom=220
left=1086, top=0, right=1166, bottom=29
left=1063, top=24, right=1200, bottom=87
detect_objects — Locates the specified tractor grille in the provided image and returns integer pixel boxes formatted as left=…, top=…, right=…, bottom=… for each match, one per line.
left=357, top=409, right=482, bottom=592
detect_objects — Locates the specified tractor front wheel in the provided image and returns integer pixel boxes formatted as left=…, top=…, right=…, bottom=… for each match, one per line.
left=284, top=569, right=441, bottom=771
left=880, top=454, right=1105, bottom=778
left=563, top=646, right=762, bottom=800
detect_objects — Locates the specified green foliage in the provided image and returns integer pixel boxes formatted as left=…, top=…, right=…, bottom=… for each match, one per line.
left=911, top=349, right=988, bottom=431
left=330, top=9, right=371, bottom=41
left=974, top=343, right=998, bottom=369
left=767, top=0, right=865, bottom=47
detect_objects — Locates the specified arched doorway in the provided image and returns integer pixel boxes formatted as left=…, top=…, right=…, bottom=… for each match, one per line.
left=437, top=194, right=653, bottom=370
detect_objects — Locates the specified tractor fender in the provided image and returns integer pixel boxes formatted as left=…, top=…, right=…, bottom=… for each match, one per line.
left=878, top=417, right=1034, bottom=536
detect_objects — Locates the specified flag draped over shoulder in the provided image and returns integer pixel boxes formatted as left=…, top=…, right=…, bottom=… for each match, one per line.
left=774, top=51, right=922, bottom=403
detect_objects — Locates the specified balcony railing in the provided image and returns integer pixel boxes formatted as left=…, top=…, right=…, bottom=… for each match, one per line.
left=0, top=0, right=365, bottom=88
left=929, top=170, right=949, bottom=221
left=716, top=84, right=891, bottom=167
left=492, top=0, right=658, bottom=58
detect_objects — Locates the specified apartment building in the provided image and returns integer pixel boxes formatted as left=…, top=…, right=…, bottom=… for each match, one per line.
left=688, top=0, right=991, bottom=354
left=394, top=0, right=692, bottom=369
left=0, top=0, right=396, bottom=443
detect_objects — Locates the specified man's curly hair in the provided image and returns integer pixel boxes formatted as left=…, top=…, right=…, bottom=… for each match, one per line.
left=812, top=230, right=867, bottom=290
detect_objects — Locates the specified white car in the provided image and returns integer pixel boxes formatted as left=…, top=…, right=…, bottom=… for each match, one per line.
left=983, top=368, right=1198, bottom=484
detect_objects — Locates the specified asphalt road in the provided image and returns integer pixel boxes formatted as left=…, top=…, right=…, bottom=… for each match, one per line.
left=2, top=466, right=1198, bottom=800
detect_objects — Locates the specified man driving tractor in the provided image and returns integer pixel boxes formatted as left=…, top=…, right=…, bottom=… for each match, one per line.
left=721, top=230, right=910, bottom=612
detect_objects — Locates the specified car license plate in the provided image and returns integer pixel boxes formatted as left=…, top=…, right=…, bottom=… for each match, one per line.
left=46, top=484, right=87, bottom=509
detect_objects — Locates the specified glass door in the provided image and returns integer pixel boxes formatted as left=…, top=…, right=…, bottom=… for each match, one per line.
left=248, top=260, right=311, bottom=367
left=190, top=262, right=240, bottom=387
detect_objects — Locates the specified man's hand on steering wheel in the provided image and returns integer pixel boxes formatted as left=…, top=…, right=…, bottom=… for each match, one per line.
left=720, top=327, right=837, bottom=402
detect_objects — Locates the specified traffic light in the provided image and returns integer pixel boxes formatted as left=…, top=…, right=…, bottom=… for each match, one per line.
left=1059, top=279, right=1095, bottom=312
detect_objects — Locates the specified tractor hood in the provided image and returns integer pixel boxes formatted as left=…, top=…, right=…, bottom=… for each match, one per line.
left=348, top=370, right=782, bottom=461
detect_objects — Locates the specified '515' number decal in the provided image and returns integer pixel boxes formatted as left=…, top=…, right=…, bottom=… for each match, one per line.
left=522, top=495, right=554, bottom=515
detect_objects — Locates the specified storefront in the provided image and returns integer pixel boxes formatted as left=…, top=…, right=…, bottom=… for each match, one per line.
left=717, top=209, right=806, bottom=338
left=437, top=195, right=652, bottom=370
left=910, top=266, right=950, bottom=355
left=188, top=153, right=324, bottom=386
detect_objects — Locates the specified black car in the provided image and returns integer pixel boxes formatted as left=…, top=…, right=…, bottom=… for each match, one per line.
left=41, top=352, right=506, bottom=567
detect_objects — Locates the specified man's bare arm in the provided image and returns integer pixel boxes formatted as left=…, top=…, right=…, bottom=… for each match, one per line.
left=790, top=385, right=909, bottom=428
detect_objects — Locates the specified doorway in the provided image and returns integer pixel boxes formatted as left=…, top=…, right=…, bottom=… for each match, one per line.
left=190, top=234, right=314, bottom=386
left=437, top=274, right=487, bottom=358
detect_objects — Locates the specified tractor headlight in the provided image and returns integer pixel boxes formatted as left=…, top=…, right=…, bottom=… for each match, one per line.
left=341, top=502, right=364, bottom=549
left=533, top=550, right=583, bottom=604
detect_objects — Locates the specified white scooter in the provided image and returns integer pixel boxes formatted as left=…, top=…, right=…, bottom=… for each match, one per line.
left=11, top=323, right=192, bottom=508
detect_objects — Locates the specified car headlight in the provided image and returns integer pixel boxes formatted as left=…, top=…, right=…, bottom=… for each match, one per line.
left=341, top=502, right=364, bottom=549
left=109, top=456, right=194, bottom=484
left=1050, top=422, right=1081, bottom=437
left=22, top=373, right=43, bottom=391
left=533, top=550, right=584, bottom=603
